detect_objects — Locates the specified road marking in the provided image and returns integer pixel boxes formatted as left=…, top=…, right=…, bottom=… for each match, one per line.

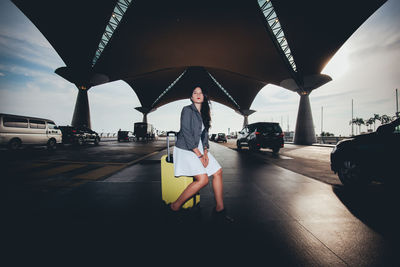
left=14, top=162, right=50, bottom=172
left=42, top=160, right=126, bottom=166
left=68, top=180, right=88, bottom=187
left=31, top=164, right=86, bottom=178
left=126, top=150, right=161, bottom=166
left=72, top=165, right=126, bottom=180
left=25, top=149, right=164, bottom=186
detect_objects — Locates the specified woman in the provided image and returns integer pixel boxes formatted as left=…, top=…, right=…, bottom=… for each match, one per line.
left=170, top=86, right=233, bottom=222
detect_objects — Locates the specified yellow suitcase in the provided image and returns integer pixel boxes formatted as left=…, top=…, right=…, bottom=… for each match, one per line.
left=161, top=132, right=200, bottom=209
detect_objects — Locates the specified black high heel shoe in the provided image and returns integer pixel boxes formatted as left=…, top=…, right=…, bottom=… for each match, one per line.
left=166, top=203, right=184, bottom=225
left=212, top=208, right=234, bottom=224
left=168, top=203, right=181, bottom=212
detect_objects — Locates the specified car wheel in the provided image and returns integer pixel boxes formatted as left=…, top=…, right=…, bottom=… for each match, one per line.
left=237, top=140, right=242, bottom=150
left=249, top=142, right=259, bottom=151
left=338, top=160, right=370, bottom=187
left=8, top=138, right=21, bottom=150
left=77, top=137, right=84, bottom=146
left=272, top=147, right=280, bottom=154
left=94, top=137, right=100, bottom=145
left=47, top=138, right=57, bottom=150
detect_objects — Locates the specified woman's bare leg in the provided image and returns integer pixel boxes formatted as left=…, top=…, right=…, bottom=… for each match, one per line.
left=212, top=168, right=224, bottom=211
left=171, top=174, right=208, bottom=211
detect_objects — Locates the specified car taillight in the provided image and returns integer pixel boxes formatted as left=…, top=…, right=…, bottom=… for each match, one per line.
left=72, top=130, right=76, bottom=133
left=278, top=133, right=284, bottom=137
left=255, top=132, right=261, bottom=135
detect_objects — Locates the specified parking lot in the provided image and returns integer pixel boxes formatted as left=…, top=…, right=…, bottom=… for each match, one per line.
left=2, top=137, right=399, bottom=266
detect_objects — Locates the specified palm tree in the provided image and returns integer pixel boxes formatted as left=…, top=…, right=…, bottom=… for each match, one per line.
left=356, top=118, right=365, bottom=134
left=349, top=118, right=358, bottom=135
left=380, top=114, right=392, bottom=124
left=350, top=117, right=364, bottom=135
left=366, top=118, right=375, bottom=131
left=372, top=114, right=380, bottom=131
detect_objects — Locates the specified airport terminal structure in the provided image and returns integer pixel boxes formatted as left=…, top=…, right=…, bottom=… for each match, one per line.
left=11, top=0, right=387, bottom=144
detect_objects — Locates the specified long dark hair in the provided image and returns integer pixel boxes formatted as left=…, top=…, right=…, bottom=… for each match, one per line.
left=190, top=86, right=211, bottom=131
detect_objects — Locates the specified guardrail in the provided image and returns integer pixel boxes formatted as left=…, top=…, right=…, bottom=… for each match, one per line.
left=317, top=136, right=348, bottom=144
left=99, top=133, right=117, bottom=138
left=284, top=136, right=349, bottom=145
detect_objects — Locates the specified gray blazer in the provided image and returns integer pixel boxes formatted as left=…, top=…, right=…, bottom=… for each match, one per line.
left=175, top=103, right=210, bottom=151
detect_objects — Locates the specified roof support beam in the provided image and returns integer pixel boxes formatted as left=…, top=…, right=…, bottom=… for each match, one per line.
left=92, top=0, right=134, bottom=66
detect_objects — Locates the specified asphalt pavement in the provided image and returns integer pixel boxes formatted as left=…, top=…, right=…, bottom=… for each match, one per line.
left=2, top=138, right=399, bottom=266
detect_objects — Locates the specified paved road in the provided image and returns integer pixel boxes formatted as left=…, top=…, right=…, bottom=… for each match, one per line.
left=2, top=138, right=398, bottom=266
left=222, top=139, right=340, bottom=185
left=1, top=139, right=167, bottom=190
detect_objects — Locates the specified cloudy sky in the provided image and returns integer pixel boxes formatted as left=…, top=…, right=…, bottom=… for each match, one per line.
left=0, top=0, right=399, bottom=136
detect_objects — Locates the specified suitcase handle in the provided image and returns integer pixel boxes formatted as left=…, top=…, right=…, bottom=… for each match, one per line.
left=166, top=131, right=178, bottom=136
left=166, top=131, right=178, bottom=162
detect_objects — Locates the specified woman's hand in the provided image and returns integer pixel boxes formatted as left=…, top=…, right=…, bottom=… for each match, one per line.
left=200, top=156, right=208, bottom=168
left=204, top=150, right=209, bottom=167
left=194, top=148, right=209, bottom=167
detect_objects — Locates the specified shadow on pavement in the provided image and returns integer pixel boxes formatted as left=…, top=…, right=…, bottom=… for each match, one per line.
left=333, top=184, right=400, bottom=241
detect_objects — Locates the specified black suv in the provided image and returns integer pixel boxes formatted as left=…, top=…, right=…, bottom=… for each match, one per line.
left=215, top=133, right=227, bottom=143
left=59, top=126, right=100, bottom=146
left=330, top=117, right=400, bottom=187
left=209, top=134, right=217, bottom=141
left=118, top=130, right=134, bottom=142
left=237, top=122, right=284, bottom=153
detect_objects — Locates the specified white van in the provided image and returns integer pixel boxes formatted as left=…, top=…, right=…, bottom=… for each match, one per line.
left=0, top=113, right=62, bottom=150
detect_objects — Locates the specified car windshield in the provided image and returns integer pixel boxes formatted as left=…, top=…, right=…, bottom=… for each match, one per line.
left=48, top=122, right=57, bottom=129
left=218, top=133, right=225, bottom=137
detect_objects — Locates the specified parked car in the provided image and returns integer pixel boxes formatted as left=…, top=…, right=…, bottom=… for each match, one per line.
left=0, top=113, right=62, bottom=150
left=237, top=122, right=284, bottom=153
left=118, top=130, right=134, bottom=142
left=58, top=126, right=100, bottom=146
left=210, top=134, right=217, bottom=141
left=215, top=133, right=227, bottom=143
left=330, top=117, right=400, bottom=187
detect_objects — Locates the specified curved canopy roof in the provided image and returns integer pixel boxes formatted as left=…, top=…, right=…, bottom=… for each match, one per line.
left=11, top=0, right=386, bottom=113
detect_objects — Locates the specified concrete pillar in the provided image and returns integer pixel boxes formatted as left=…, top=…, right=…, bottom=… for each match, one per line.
left=71, top=87, right=91, bottom=129
left=236, top=109, right=256, bottom=129
left=294, top=93, right=316, bottom=145
left=243, top=115, right=249, bottom=128
left=135, top=106, right=156, bottom=124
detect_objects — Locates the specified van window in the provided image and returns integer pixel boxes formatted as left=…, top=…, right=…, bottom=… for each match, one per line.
left=29, top=119, right=46, bottom=129
left=3, top=116, right=28, bottom=128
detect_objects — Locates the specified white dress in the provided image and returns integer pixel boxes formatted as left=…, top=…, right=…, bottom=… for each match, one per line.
left=173, top=123, right=222, bottom=177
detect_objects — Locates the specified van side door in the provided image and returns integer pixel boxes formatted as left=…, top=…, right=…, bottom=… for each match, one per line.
left=28, top=119, right=47, bottom=144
